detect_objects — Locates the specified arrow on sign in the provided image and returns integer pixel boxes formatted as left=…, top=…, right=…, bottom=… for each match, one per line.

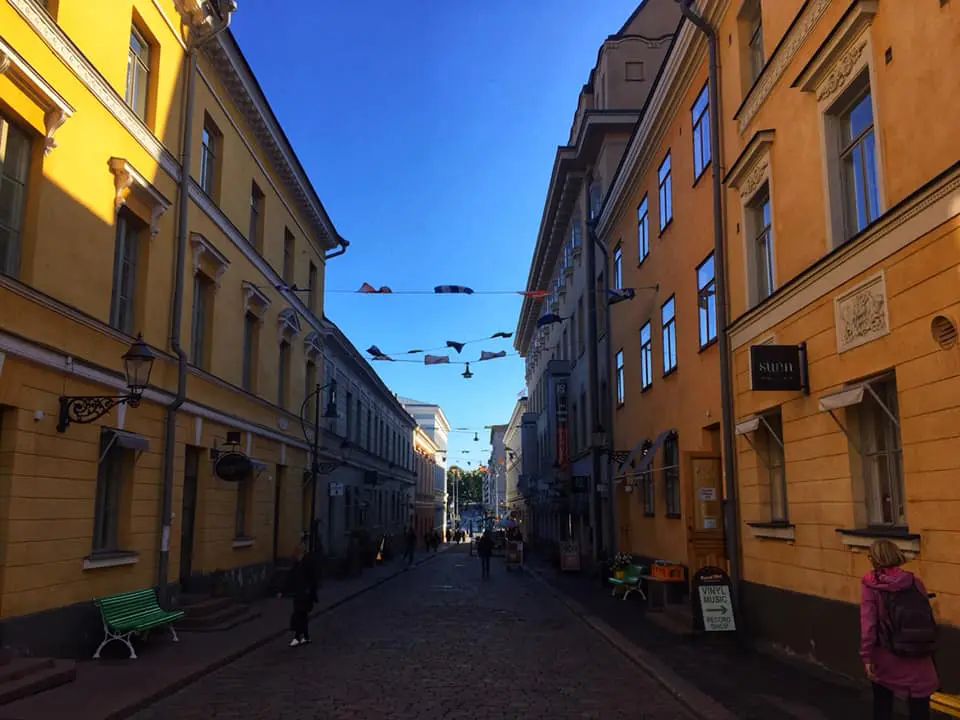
left=706, top=606, right=729, bottom=615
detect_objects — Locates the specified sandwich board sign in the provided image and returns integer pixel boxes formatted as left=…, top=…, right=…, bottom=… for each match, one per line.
left=692, top=566, right=736, bottom=632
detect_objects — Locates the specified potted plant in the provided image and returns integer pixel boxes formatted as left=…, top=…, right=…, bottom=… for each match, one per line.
left=610, top=552, right=633, bottom=579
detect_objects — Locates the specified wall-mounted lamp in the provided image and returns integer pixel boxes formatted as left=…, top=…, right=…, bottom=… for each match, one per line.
left=57, top=334, right=156, bottom=433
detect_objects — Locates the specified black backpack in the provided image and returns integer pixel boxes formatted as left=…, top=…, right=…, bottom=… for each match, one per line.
left=877, top=574, right=938, bottom=658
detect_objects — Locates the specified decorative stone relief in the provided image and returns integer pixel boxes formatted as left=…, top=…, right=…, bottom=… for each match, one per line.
left=816, top=41, right=868, bottom=103
left=43, top=108, right=66, bottom=155
left=0, top=49, right=11, bottom=74
left=241, top=281, right=270, bottom=321
left=834, top=272, right=890, bottom=353
left=740, top=159, right=769, bottom=199
left=190, top=233, right=230, bottom=288
left=738, top=0, right=831, bottom=134
left=109, top=158, right=170, bottom=239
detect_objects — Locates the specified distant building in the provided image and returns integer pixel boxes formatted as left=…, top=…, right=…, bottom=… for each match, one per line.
left=399, top=398, right=451, bottom=534
left=503, top=399, right=527, bottom=520
left=486, top=425, right=508, bottom=515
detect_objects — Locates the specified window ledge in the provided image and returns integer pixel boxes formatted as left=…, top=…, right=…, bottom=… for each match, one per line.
left=663, top=366, right=678, bottom=379
left=698, top=337, right=718, bottom=353
left=83, top=551, right=139, bottom=570
left=748, top=522, right=796, bottom=541
left=232, top=536, right=255, bottom=549
left=658, top=219, right=673, bottom=237
left=665, top=513, right=682, bottom=520
left=836, top=527, right=919, bottom=557
left=692, top=160, right=712, bottom=189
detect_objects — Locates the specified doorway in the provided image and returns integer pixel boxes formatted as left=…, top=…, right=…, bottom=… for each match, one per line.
left=272, top=465, right=286, bottom=562
left=179, top=446, right=200, bottom=590
left=685, top=451, right=726, bottom=572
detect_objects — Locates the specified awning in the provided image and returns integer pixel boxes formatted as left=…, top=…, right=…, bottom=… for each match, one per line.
left=637, top=429, right=676, bottom=473
left=735, top=416, right=761, bottom=436
left=112, top=429, right=150, bottom=451
left=818, top=384, right=866, bottom=412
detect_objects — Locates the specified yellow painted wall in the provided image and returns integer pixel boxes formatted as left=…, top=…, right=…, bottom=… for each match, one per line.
left=0, top=0, right=330, bottom=623
left=603, top=55, right=723, bottom=567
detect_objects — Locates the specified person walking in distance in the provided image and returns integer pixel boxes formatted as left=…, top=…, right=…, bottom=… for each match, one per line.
left=860, top=539, right=939, bottom=720
left=403, top=526, right=417, bottom=566
left=477, top=529, right=494, bottom=580
left=279, top=543, right=318, bottom=647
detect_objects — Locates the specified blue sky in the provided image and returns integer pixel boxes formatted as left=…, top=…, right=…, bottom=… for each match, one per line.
left=232, top=1, right=640, bottom=463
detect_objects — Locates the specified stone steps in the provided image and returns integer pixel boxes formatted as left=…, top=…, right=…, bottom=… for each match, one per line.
left=0, top=657, right=77, bottom=706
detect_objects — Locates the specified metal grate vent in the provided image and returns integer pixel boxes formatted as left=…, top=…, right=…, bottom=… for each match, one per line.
left=931, top=315, right=958, bottom=350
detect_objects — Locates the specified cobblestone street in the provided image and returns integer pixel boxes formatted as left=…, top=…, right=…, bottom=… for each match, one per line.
left=131, top=547, right=695, bottom=720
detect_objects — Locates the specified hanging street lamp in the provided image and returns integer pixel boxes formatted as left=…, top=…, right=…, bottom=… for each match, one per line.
left=57, top=334, right=156, bottom=433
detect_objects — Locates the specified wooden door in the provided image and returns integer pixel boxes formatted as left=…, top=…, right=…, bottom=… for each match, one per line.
left=178, top=446, right=200, bottom=589
left=685, top=451, right=726, bottom=573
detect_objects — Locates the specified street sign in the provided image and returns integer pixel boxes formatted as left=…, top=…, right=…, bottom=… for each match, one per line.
left=328, top=481, right=344, bottom=497
left=692, top=566, right=737, bottom=633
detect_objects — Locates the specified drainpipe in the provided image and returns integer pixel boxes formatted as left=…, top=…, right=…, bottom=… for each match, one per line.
left=158, top=9, right=234, bottom=606
left=599, top=241, right=617, bottom=556
left=324, top=236, right=349, bottom=261
left=584, top=187, right=603, bottom=565
left=677, top=1, right=742, bottom=606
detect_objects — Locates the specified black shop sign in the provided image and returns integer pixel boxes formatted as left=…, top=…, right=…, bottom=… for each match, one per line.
left=214, top=451, right=253, bottom=482
left=749, top=343, right=808, bottom=392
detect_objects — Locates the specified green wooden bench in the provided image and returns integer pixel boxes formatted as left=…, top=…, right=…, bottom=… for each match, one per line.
left=608, top=564, right=646, bottom=601
left=93, top=588, right=184, bottom=659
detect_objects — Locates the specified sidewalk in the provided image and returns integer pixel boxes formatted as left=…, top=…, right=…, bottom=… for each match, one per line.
left=3, top=547, right=449, bottom=720
left=522, top=555, right=949, bottom=720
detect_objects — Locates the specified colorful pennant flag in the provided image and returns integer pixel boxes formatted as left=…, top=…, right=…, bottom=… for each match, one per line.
left=424, top=355, right=450, bottom=365
left=519, top=290, right=549, bottom=299
left=490, top=331, right=513, bottom=339
left=366, top=345, right=394, bottom=361
left=434, top=285, right=474, bottom=294
left=446, top=340, right=466, bottom=353
left=479, top=350, right=507, bottom=361
left=536, top=313, right=564, bottom=328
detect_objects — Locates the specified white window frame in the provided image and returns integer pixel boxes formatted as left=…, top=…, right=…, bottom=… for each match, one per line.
left=199, top=114, right=219, bottom=198
left=0, top=115, right=32, bottom=278
left=615, top=350, right=624, bottom=406
left=661, top=295, right=677, bottom=374
left=637, top=195, right=649, bottom=262
left=612, top=244, right=622, bottom=289
left=639, top=322, right=652, bottom=390
left=696, top=253, right=717, bottom=348
left=658, top=152, right=672, bottom=231
left=125, top=25, right=150, bottom=122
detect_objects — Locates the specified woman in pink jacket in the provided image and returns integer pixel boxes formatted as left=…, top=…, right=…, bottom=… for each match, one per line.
left=860, top=539, right=939, bottom=720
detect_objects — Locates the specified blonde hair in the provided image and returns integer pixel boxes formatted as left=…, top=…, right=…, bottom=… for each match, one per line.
left=867, top=539, right=906, bottom=570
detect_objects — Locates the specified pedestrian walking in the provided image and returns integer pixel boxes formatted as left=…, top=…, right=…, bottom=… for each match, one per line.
left=403, top=526, right=417, bottom=566
left=432, top=529, right=441, bottom=551
left=860, top=539, right=939, bottom=720
left=279, top=543, right=318, bottom=647
left=477, top=529, right=493, bottom=580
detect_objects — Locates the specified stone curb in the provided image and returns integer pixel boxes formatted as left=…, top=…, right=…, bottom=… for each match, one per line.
left=523, top=566, right=738, bottom=720
left=104, top=549, right=447, bottom=720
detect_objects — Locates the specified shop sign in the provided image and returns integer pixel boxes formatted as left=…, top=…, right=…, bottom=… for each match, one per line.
left=214, top=451, right=252, bottom=482
left=749, top=343, right=808, bottom=392
left=692, top=566, right=737, bottom=633
left=559, top=541, right=580, bottom=572
left=328, top=481, right=345, bottom=497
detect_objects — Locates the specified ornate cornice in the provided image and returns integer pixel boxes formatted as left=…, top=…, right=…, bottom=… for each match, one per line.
left=202, top=35, right=338, bottom=250
left=734, top=0, right=832, bottom=134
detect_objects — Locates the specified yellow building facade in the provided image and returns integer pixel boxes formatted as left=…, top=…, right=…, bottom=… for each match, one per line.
left=0, top=0, right=347, bottom=657
left=716, top=0, right=960, bottom=683
left=596, top=16, right=726, bottom=587
left=413, top=426, right=438, bottom=546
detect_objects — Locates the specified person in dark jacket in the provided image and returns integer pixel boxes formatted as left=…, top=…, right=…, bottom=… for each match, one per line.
left=279, top=543, right=318, bottom=647
left=404, top=526, right=417, bottom=566
left=477, top=529, right=494, bottom=579
left=861, top=539, right=939, bottom=720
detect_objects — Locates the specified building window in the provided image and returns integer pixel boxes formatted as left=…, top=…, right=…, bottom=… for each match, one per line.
left=305, top=360, right=317, bottom=419
left=241, top=311, right=259, bottom=391
left=640, top=322, right=653, bottom=390
left=751, top=186, right=774, bottom=302
left=588, top=182, right=602, bottom=220
left=200, top=114, right=220, bottom=199
left=748, top=11, right=764, bottom=84
left=615, top=350, right=624, bottom=405
left=658, top=152, right=672, bottom=231
left=577, top=296, right=585, bottom=356
left=642, top=470, right=655, bottom=516
left=857, top=376, right=905, bottom=527
left=637, top=195, right=649, bottom=262
left=691, top=84, right=711, bottom=179
left=308, top=261, right=318, bottom=314
left=277, top=340, right=290, bottom=408
left=839, top=87, right=880, bottom=238
left=249, top=181, right=264, bottom=252
left=109, top=207, right=146, bottom=334
left=613, top=244, right=622, bottom=289
left=283, top=228, right=294, bottom=284
left=661, top=296, right=677, bottom=374
left=561, top=328, right=568, bottom=361
left=663, top=433, right=680, bottom=517
left=190, top=273, right=214, bottom=369
left=696, top=254, right=717, bottom=348
left=125, top=26, right=150, bottom=121
left=0, top=115, right=31, bottom=278
left=346, top=391, right=354, bottom=440
left=759, top=410, right=787, bottom=523
left=93, top=430, right=130, bottom=553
